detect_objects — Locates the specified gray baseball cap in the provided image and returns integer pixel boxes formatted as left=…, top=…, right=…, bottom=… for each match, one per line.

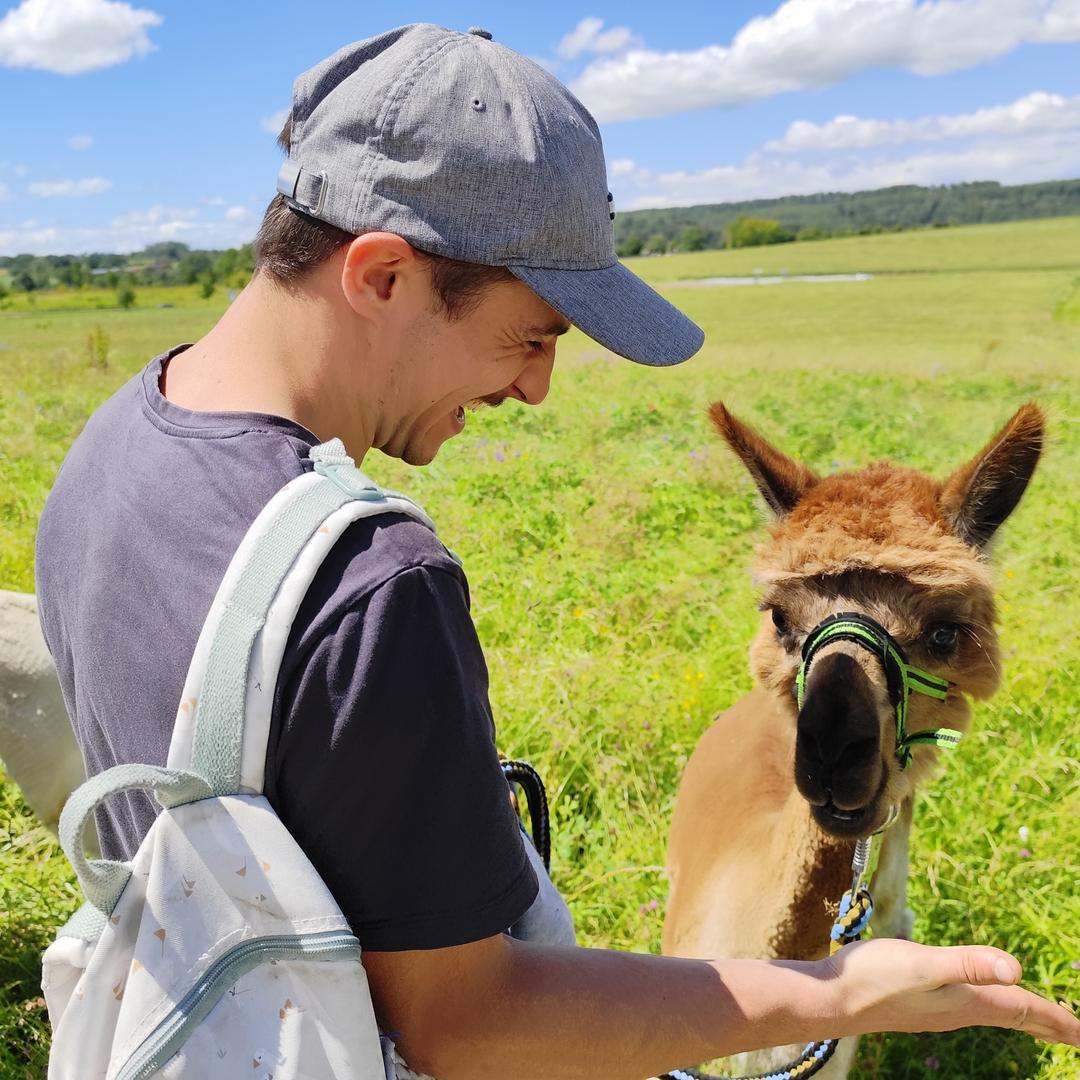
left=276, top=23, right=704, bottom=367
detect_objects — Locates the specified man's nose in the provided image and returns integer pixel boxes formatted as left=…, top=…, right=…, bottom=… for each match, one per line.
left=515, top=347, right=555, bottom=405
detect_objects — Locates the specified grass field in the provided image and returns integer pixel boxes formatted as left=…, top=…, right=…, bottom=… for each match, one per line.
left=1, top=217, right=1078, bottom=1078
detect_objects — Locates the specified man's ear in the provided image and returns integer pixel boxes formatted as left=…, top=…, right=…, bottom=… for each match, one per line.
left=340, top=232, right=416, bottom=315
left=938, top=402, right=1045, bottom=549
left=709, top=402, right=820, bottom=517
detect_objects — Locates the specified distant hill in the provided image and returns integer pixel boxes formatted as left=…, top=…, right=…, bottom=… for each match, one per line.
left=614, top=178, right=1080, bottom=255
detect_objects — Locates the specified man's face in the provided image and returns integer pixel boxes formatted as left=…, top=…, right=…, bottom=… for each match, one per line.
left=380, top=273, right=570, bottom=466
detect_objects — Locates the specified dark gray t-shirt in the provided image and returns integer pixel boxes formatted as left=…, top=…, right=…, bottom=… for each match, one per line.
left=35, top=344, right=537, bottom=951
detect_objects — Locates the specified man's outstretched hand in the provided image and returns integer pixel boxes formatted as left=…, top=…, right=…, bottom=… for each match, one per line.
left=818, top=938, right=1080, bottom=1047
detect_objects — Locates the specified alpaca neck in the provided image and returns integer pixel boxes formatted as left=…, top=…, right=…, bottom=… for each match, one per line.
left=764, top=788, right=915, bottom=959
left=765, top=785, right=857, bottom=960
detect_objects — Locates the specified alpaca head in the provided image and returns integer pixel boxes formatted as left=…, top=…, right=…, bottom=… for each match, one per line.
left=711, top=402, right=1044, bottom=839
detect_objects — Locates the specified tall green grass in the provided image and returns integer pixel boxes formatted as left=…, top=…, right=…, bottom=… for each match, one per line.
left=1, top=221, right=1077, bottom=1078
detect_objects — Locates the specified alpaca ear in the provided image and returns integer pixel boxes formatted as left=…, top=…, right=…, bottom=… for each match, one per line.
left=939, top=402, right=1045, bottom=549
left=709, top=402, right=820, bottom=517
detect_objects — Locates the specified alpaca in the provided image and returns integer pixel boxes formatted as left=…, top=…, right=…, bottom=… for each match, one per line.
left=0, top=589, right=87, bottom=835
left=661, top=402, right=1044, bottom=1079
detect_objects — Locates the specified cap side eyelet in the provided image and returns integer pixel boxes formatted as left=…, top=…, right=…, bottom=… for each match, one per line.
left=471, top=98, right=486, bottom=112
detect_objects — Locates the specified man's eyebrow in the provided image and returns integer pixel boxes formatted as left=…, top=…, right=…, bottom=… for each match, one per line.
left=520, top=320, right=572, bottom=338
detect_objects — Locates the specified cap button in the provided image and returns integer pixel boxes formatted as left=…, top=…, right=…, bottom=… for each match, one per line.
left=467, top=27, right=493, bottom=39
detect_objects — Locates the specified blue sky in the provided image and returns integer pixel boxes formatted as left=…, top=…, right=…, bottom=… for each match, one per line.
left=1, top=0, right=1079, bottom=255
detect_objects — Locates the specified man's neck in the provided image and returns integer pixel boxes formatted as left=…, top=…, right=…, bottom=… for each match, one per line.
left=160, top=269, right=376, bottom=460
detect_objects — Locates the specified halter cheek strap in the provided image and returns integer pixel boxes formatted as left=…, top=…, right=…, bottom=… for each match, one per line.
left=795, top=611, right=962, bottom=769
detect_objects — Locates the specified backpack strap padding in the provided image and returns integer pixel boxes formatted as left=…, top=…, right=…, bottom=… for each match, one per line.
left=59, top=764, right=213, bottom=913
left=167, top=440, right=442, bottom=797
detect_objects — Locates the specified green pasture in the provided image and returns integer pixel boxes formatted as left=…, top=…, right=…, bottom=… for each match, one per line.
left=1, top=218, right=1078, bottom=1078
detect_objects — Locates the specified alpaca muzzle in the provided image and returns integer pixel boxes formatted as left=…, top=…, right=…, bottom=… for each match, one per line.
left=795, top=611, right=961, bottom=769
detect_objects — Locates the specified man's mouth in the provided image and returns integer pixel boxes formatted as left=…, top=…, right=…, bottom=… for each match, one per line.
left=455, top=405, right=465, bottom=424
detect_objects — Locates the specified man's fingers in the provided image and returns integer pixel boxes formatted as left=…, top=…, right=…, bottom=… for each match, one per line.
left=960, top=985, right=1080, bottom=1047
left=938, top=946, right=1022, bottom=988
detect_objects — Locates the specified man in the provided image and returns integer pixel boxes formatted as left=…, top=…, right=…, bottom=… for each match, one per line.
left=35, top=23, right=1079, bottom=1078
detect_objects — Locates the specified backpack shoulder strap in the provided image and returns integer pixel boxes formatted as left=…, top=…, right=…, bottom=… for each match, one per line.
left=166, top=438, right=443, bottom=797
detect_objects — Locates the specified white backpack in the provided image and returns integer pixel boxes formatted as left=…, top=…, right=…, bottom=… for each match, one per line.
left=42, top=440, right=440, bottom=1080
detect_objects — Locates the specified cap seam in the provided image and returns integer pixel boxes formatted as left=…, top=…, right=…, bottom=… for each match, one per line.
left=355, top=33, right=467, bottom=230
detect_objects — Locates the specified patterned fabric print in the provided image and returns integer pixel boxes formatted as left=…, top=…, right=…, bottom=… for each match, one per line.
left=44, top=795, right=385, bottom=1079
left=157, top=956, right=382, bottom=1080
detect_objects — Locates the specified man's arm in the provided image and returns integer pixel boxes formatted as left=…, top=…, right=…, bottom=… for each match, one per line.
left=364, top=933, right=1080, bottom=1079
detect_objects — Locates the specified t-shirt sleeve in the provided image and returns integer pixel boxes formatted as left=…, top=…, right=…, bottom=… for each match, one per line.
left=264, top=560, right=538, bottom=951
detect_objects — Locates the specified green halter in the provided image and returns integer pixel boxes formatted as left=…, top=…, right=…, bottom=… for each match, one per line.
left=795, top=612, right=961, bottom=769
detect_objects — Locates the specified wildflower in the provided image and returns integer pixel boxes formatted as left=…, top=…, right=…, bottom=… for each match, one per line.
left=495, top=450, right=505, bottom=462
left=924, top=1056, right=940, bottom=1070
left=1018, top=825, right=1029, bottom=842
left=1018, top=848, right=1031, bottom=859
left=1070, top=960, right=1080, bottom=971
left=648, top=898, right=659, bottom=911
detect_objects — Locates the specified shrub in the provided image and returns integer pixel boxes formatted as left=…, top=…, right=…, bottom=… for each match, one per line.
left=725, top=217, right=794, bottom=249
left=86, top=325, right=110, bottom=369
left=116, top=286, right=136, bottom=309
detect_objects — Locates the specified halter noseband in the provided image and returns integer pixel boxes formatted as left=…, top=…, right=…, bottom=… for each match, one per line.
left=795, top=611, right=962, bottom=769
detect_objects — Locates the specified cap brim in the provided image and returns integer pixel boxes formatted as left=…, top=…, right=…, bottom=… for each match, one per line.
left=509, top=261, right=704, bottom=367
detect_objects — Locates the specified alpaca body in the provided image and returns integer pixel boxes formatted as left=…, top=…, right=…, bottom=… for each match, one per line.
left=664, top=688, right=913, bottom=1078
left=0, top=589, right=85, bottom=834
left=664, top=687, right=913, bottom=966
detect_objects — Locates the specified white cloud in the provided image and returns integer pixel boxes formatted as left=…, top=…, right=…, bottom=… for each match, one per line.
left=67, top=134, right=94, bottom=150
left=610, top=131, right=1080, bottom=210
left=261, top=108, right=289, bottom=136
left=29, top=176, right=112, bottom=197
left=556, top=16, right=637, bottom=60
left=200, top=195, right=226, bottom=206
left=0, top=207, right=257, bottom=255
left=224, top=205, right=250, bottom=222
left=769, top=91, right=1080, bottom=151
left=0, top=0, right=162, bottom=76
left=111, top=204, right=197, bottom=228
left=573, top=0, right=1080, bottom=123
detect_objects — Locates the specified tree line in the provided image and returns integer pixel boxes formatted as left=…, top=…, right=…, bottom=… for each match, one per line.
left=0, top=241, right=256, bottom=298
left=613, top=178, right=1080, bottom=256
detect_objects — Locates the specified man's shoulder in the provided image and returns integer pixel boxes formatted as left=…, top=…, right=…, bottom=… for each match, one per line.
left=305, top=509, right=468, bottom=624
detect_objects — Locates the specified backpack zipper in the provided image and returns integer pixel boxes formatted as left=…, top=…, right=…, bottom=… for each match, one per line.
left=113, top=929, right=360, bottom=1080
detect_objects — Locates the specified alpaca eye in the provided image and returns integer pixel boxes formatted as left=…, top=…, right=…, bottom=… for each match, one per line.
left=924, top=622, right=960, bottom=656
left=771, top=607, right=790, bottom=636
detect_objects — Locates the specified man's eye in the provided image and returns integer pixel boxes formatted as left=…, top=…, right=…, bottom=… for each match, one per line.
left=526, top=340, right=544, bottom=352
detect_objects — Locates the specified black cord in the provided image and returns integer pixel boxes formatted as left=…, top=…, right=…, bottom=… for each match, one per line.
left=502, top=760, right=550, bottom=871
